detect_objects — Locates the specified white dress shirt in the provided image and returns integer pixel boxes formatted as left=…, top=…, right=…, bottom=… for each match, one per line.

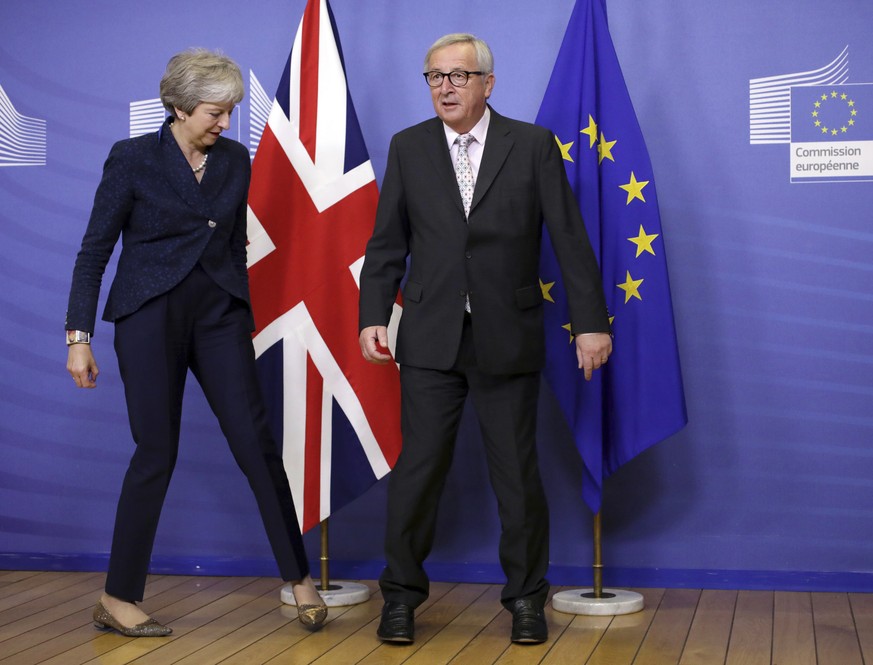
left=444, top=107, right=491, bottom=179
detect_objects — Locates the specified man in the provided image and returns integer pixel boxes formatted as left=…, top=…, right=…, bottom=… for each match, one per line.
left=359, top=33, right=612, bottom=645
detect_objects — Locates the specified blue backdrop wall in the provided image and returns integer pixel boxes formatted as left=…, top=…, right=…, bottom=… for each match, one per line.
left=2, top=0, right=872, bottom=591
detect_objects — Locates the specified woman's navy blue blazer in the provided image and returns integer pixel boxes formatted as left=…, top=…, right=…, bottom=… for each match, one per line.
left=65, top=119, right=253, bottom=335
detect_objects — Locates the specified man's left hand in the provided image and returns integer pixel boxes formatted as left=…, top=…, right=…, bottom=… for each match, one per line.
left=575, top=333, right=612, bottom=381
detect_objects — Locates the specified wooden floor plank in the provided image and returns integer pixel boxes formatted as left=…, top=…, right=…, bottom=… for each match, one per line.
left=120, top=577, right=286, bottom=665
left=634, top=588, right=700, bottom=665
left=446, top=585, right=571, bottom=665
left=5, top=573, right=873, bottom=664
left=404, top=584, right=500, bottom=664
left=46, top=576, right=256, bottom=665
left=0, top=573, right=100, bottom=618
left=0, top=571, right=42, bottom=586
left=772, top=591, right=816, bottom=665
left=218, top=581, right=380, bottom=665
left=357, top=582, right=487, bottom=664
left=214, top=580, right=378, bottom=665
left=0, top=573, right=69, bottom=606
left=0, top=574, right=105, bottom=642
left=679, top=589, right=737, bottom=665
left=303, top=581, right=454, bottom=665
left=445, top=601, right=512, bottom=664
left=173, top=581, right=372, bottom=665
left=539, top=610, right=611, bottom=665
left=487, top=587, right=575, bottom=665
left=725, top=590, right=773, bottom=665
left=0, top=575, right=196, bottom=665
left=85, top=577, right=279, bottom=665
left=849, top=593, right=873, bottom=665
left=583, top=588, right=665, bottom=665
left=198, top=605, right=309, bottom=665
left=812, top=592, right=864, bottom=665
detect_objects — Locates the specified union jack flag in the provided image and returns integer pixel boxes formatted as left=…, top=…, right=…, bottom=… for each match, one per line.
left=246, top=0, right=402, bottom=533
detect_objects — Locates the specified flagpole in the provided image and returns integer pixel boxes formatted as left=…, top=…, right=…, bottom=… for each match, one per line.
left=552, top=511, right=644, bottom=616
left=320, top=518, right=331, bottom=591
left=592, top=510, right=603, bottom=596
left=280, top=518, right=371, bottom=607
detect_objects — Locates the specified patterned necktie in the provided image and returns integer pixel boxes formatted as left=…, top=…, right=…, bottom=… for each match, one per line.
left=455, top=134, right=474, bottom=313
left=455, top=133, right=475, bottom=218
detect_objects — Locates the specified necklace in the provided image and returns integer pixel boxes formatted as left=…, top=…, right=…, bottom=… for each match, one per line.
left=192, top=153, right=208, bottom=173
left=167, top=122, right=209, bottom=173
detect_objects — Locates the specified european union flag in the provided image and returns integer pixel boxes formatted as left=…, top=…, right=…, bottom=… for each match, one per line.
left=536, top=0, right=687, bottom=513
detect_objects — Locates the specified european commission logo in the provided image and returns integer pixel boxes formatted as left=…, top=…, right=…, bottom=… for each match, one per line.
left=790, top=84, right=872, bottom=183
left=750, top=46, right=873, bottom=183
left=0, top=82, right=47, bottom=167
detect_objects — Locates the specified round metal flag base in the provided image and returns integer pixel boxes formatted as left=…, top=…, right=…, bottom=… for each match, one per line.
left=552, top=588, right=644, bottom=616
left=280, top=581, right=371, bottom=607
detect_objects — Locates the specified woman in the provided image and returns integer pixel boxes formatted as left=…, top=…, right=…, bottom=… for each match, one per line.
left=65, top=49, right=327, bottom=637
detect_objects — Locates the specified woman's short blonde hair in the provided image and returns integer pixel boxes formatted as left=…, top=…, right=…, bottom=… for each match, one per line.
left=159, top=48, right=244, bottom=117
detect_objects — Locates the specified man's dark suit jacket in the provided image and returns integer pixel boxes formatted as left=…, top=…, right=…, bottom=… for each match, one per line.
left=359, top=108, right=609, bottom=375
left=66, top=120, right=252, bottom=334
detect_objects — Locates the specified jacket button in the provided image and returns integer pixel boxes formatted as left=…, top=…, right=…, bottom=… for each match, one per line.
left=459, top=290, right=467, bottom=297
left=465, top=251, right=472, bottom=259
left=208, top=220, right=217, bottom=228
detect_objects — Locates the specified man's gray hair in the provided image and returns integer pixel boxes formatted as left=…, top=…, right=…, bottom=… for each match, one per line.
left=424, top=33, right=494, bottom=74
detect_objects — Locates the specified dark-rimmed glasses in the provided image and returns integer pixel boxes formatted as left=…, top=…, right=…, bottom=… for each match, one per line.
left=423, top=70, right=483, bottom=88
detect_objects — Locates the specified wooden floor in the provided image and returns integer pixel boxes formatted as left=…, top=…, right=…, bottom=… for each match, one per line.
left=1, top=571, right=871, bottom=664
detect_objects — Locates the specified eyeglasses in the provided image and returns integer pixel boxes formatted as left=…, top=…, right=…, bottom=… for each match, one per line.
left=423, top=70, right=483, bottom=88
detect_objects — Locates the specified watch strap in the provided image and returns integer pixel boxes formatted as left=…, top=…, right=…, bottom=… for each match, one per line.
left=66, top=330, right=91, bottom=345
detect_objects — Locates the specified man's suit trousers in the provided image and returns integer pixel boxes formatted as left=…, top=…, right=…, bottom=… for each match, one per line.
left=380, top=314, right=550, bottom=610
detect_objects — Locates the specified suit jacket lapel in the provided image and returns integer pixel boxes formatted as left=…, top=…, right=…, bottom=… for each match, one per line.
left=423, top=118, right=467, bottom=217
left=159, top=122, right=214, bottom=219
left=471, top=109, right=513, bottom=214
left=199, top=139, right=230, bottom=202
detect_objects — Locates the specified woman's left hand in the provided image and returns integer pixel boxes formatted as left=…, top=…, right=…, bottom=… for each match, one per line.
left=67, top=344, right=99, bottom=388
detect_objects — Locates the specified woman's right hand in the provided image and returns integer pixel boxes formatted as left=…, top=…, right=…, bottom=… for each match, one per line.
left=67, top=344, right=99, bottom=388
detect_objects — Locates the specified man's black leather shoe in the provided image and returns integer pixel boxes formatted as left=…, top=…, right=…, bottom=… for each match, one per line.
left=377, top=601, right=414, bottom=643
left=510, top=598, right=548, bottom=644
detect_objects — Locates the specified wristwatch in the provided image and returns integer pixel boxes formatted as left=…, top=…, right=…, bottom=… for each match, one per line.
left=66, top=330, right=91, bottom=346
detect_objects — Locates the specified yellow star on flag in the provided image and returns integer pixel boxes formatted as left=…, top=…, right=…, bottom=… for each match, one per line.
left=561, top=323, right=574, bottom=343
left=580, top=114, right=598, bottom=149
left=540, top=279, right=556, bottom=303
left=628, top=225, right=659, bottom=257
left=554, top=135, right=574, bottom=162
left=597, top=132, right=616, bottom=164
left=617, top=270, right=643, bottom=303
left=619, top=171, right=649, bottom=204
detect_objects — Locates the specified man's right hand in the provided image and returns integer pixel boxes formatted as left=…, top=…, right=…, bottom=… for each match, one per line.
left=359, top=326, right=393, bottom=364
